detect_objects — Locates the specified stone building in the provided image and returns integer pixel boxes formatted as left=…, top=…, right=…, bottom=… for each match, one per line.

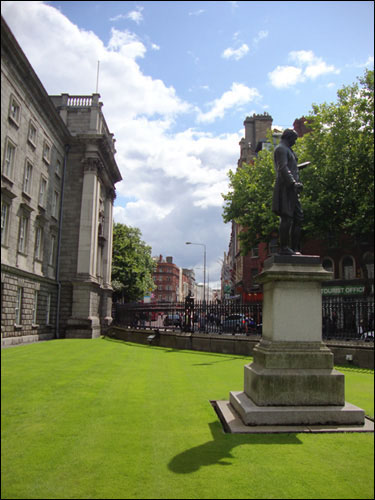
left=1, top=17, right=121, bottom=345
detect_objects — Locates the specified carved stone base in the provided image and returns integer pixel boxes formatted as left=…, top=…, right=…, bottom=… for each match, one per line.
left=244, top=339, right=345, bottom=406
left=229, top=391, right=365, bottom=426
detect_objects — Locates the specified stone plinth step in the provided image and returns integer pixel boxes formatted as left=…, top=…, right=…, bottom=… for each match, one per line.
left=214, top=399, right=373, bottom=434
left=229, top=391, right=366, bottom=426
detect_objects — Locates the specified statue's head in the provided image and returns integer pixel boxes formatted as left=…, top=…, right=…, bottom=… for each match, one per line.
left=281, top=129, right=298, bottom=147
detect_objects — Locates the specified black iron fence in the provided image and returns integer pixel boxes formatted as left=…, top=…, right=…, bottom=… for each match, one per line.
left=113, top=296, right=374, bottom=341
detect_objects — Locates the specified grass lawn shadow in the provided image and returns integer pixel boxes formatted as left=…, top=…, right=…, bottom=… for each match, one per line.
left=168, top=421, right=302, bottom=474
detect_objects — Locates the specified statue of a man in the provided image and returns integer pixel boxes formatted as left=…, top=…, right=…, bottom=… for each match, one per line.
left=272, top=129, right=304, bottom=255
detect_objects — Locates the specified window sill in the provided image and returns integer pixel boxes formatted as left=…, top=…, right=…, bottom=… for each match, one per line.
left=14, top=324, right=22, bottom=331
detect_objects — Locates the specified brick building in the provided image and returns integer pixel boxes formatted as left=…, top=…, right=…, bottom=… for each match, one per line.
left=223, top=112, right=374, bottom=302
left=1, top=17, right=121, bottom=345
left=152, top=256, right=181, bottom=303
left=225, top=113, right=280, bottom=302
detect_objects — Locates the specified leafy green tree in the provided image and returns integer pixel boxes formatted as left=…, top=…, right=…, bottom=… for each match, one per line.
left=301, top=69, right=374, bottom=250
left=112, top=223, right=155, bottom=303
left=223, top=70, right=374, bottom=276
left=222, top=137, right=278, bottom=250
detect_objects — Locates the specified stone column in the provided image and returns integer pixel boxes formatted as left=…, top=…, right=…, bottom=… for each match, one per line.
left=65, top=156, right=101, bottom=338
left=76, top=159, right=99, bottom=279
left=100, top=190, right=115, bottom=328
left=229, top=255, right=365, bottom=426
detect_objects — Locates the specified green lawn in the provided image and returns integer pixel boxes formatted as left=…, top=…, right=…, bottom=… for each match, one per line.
left=1, top=338, right=374, bottom=499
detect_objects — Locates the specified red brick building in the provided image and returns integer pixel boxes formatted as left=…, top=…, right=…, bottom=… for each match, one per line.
left=223, top=114, right=374, bottom=302
left=152, top=255, right=180, bottom=303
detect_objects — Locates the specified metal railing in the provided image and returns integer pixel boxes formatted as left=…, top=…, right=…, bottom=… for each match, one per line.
left=113, top=296, right=374, bottom=341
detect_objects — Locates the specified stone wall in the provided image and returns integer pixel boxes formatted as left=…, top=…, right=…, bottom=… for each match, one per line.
left=1, top=266, right=57, bottom=346
left=108, top=326, right=374, bottom=369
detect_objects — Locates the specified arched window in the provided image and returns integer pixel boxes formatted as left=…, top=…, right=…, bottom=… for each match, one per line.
left=363, top=252, right=374, bottom=279
left=322, top=257, right=334, bottom=274
left=341, top=256, right=355, bottom=280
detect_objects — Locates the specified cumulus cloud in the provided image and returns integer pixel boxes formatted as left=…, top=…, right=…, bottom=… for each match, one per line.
left=269, top=50, right=339, bottom=88
left=222, top=43, right=249, bottom=61
left=1, top=0, right=239, bottom=284
left=253, top=30, right=268, bottom=45
left=197, top=83, right=260, bottom=123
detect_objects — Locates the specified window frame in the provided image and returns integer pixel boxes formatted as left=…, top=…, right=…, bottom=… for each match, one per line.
left=42, top=140, right=51, bottom=164
left=1, top=200, right=10, bottom=247
left=8, top=94, right=21, bottom=127
left=38, top=176, right=48, bottom=208
left=18, top=214, right=29, bottom=254
left=34, top=225, right=44, bottom=261
left=27, top=120, right=37, bottom=148
left=23, top=159, right=33, bottom=196
left=2, top=137, right=16, bottom=180
left=15, top=286, right=23, bottom=326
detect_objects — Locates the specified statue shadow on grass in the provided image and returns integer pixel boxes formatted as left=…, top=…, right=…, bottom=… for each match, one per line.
left=168, top=421, right=302, bottom=474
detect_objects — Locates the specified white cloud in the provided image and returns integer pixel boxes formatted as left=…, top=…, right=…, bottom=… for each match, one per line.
left=110, top=7, right=144, bottom=24
left=197, top=83, right=260, bottom=123
left=268, top=66, right=304, bottom=89
left=269, top=50, right=339, bottom=88
left=1, top=0, right=242, bottom=283
left=253, top=30, right=268, bottom=45
left=108, top=29, right=146, bottom=58
left=222, top=43, right=249, bottom=61
left=127, top=7, right=144, bottom=24
left=189, top=9, right=205, bottom=16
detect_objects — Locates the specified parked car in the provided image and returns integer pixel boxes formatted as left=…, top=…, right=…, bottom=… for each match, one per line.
left=362, top=330, right=374, bottom=341
left=221, top=314, right=249, bottom=334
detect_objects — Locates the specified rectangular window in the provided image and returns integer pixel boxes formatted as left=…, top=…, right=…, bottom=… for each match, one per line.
left=3, top=139, right=16, bottom=179
left=43, top=141, right=51, bottom=164
left=251, top=246, right=259, bottom=258
left=28, top=121, right=37, bottom=147
left=1, top=201, right=10, bottom=246
left=49, top=235, right=56, bottom=266
left=56, top=159, right=62, bottom=177
left=15, top=287, right=23, bottom=325
left=52, top=191, right=58, bottom=219
left=32, top=290, right=38, bottom=324
left=9, top=96, right=21, bottom=126
left=18, top=215, right=29, bottom=254
left=23, top=161, right=33, bottom=195
left=35, top=226, right=43, bottom=260
left=38, top=177, right=47, bottom=207
left=46, top=293, right=52, bottom=325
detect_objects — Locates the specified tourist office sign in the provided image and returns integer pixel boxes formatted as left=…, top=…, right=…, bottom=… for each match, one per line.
left=321, top=284, right=367, bottom=296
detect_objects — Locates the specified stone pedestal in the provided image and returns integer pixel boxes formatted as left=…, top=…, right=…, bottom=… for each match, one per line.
left=228, top=255, right=365, bottom=427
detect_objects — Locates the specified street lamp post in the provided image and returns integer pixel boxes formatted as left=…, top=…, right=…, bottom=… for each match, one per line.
left=186, top=241, right=206, bottom=303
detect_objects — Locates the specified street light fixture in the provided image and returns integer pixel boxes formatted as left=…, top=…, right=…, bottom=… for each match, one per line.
left=186, top=241, right=206, bottom=303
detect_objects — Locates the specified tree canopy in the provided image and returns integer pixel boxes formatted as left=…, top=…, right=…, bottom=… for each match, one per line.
left=112, top=223, right=155, bottom=303
left=222, top=69, right=374, bottom=256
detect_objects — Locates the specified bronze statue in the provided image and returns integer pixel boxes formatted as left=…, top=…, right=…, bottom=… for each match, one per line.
left=272, top=129, right=304, bottom=255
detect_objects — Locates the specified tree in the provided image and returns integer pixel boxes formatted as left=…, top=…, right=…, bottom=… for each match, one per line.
left=222, top=70, right=374, bottom=271
left=112, top=223, right=155, bottom=303
left=222, top=137, right=278, bottom=251
left=301, top=69, right=374, bottom=248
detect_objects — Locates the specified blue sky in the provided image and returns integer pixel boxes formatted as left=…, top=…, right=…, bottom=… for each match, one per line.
left=2, top=1, right=374, bottom=288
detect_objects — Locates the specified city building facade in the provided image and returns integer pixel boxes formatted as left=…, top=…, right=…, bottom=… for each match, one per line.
left=1, top=17, right=121, bottom=345
left=222, top=112, right=374, bottom=303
